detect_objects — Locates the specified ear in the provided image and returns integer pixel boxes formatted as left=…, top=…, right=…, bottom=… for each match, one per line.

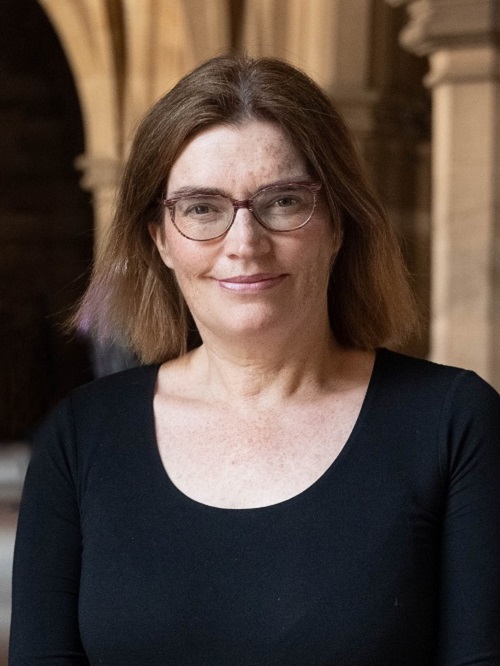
left=148, top=222, right=174, bottom=269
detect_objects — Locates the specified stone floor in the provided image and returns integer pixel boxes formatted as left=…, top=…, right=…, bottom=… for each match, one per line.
left=0, top=444, right=31, bottom=665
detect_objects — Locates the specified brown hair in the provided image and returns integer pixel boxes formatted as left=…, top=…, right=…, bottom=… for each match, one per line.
left=74, top=54, right=418, bottom=364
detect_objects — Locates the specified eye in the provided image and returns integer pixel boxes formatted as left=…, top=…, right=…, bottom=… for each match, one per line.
left=262, top=190, right=305, bottom=214
left=273, top=195, right=298, bottom=208
left=186, top=203, right=217, bottom=216
left=179, top=197, right=225, bottom=220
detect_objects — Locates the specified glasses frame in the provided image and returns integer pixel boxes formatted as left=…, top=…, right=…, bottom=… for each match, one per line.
left=159, top=181, right=323, bottom=241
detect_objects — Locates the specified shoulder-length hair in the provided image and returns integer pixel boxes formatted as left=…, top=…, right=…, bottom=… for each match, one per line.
left=73, top=54, right=418, bottom=364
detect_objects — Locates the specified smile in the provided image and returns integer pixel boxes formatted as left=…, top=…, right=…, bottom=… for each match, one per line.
left=217, top=273, right=287, bottom=293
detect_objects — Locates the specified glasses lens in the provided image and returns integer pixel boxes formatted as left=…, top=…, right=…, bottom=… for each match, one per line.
left=174, top=195, right=233, bottom=240
left=253, top=185, right=315, bottom=231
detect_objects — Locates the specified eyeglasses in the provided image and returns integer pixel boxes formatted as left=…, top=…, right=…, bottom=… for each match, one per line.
left=159, top=181, right=322, bottom=241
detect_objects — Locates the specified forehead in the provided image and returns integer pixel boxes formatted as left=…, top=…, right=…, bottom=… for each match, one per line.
left=166, top=120, right=309, bottom=196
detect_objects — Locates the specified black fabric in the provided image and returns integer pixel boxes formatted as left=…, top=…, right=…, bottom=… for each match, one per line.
left=9, top=349, right=500, bottom=665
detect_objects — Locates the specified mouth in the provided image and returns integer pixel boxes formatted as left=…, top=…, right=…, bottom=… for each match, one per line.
left=217, top=273, right=287, bottom=292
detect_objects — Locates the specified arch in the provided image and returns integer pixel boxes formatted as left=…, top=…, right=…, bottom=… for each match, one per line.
left=0, top=0, right=94, bottom=439
left=38, top=0, right=121, bottom=247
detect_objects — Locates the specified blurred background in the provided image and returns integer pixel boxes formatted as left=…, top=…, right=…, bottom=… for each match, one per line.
left=1, top=0, right=499, bottom=661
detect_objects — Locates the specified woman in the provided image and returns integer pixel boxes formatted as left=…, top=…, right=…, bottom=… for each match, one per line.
left=10, top=55, right=500, bottom=665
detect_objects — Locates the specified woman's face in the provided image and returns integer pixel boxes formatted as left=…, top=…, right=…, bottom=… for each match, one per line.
left=150, top=120, right=338, bottom=346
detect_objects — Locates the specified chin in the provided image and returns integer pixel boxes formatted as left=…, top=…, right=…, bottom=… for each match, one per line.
left=224, top=317, right=278, bottom=338
left=199, top=307, right=284, bottom=341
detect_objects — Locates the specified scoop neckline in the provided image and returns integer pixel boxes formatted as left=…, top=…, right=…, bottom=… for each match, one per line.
left=145, top=348, right=384, bottom=515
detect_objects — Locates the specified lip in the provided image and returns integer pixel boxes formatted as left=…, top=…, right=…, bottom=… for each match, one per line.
left=217, top=273, right=287, bottom=292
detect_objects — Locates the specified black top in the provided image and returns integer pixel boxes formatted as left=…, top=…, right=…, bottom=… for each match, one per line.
left=9, top=349, right=500, bottom=665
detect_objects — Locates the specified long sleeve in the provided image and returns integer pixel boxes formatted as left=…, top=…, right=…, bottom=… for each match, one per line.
left=437, top=371, right=500, bottom=665
left=9, top=397, right=89, bottom=664
left=7, top=357, right=500, bottom=665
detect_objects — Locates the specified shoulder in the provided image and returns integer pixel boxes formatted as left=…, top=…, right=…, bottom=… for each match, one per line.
left=376, top=347, right=463, bottom=386
left=29, top=364, right=160, bottom=491
left=375, top=347, right=499, bottom=407
left=371, top=347, right=499, bottom=439
left=68, top=363, right=159, bottom=415
left=375, top=348, right=500, bottom=471
left=33, top=364, right=159, bottom=452
left=62, top=363, right=160, bottom=448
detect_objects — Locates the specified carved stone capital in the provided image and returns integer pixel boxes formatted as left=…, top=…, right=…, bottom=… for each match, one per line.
left=74, top=154, right=123, bottom=250
left=74, top=154, right=122, bottom=193
left=425, top=45, right=500, bottom=86
left=385, top=0, right=500, bottom=56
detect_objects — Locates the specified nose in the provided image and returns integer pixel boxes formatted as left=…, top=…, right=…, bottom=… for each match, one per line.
left=223, top=207, right=272, bottom=258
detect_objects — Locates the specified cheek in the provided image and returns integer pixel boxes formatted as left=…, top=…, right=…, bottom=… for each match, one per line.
left=302, top=219, right=339, bottom=274
left=158, top=227, right=203, bottom=275
left=300, top=242, right=337, bottom=299
left=163, top=236, right=213, bottom=286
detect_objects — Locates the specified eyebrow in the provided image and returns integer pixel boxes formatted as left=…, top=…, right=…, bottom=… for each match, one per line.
left=167, top=186, right=227, bottom=198
left=167, top=177, right=312, bottom=200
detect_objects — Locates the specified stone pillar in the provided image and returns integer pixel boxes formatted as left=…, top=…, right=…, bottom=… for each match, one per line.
left=38, top=0, right=121, bottom=249
left=74, top=155, right=121, bottom=254
left=388, top=0, right=500, bottom=388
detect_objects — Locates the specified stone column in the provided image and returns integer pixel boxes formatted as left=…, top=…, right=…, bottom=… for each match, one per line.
left=387, top=0, right=500, bottom=388
left=74, top=154, right=121, bottom=254
left=38, top=0, right=121, bottom=250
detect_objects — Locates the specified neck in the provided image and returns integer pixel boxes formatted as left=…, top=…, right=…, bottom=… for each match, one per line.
left=186, top=319, right=347, bottom=407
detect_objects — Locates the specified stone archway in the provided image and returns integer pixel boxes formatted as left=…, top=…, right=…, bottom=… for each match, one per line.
left=0, top=0, right=94, bottom=440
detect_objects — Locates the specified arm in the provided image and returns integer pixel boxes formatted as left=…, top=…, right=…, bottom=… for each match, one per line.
left=437, top=372, right=500, bottom=665
left=9, top=397, right=89, bottom=665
